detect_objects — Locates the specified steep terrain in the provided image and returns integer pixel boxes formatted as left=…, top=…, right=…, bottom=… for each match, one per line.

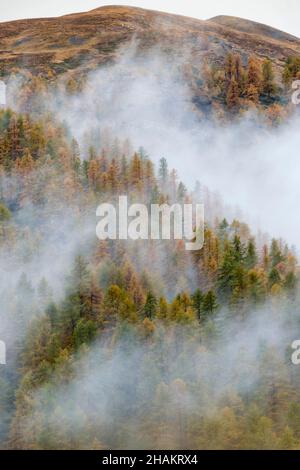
left=1, top=6, right=300, bottom=451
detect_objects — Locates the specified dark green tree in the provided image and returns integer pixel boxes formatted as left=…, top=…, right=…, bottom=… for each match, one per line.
left=202, top=290, right=218, bottom=316
left=192, top=289, right=203, bottom=322
left=245, top=238, right=258, bottom=270
left=143, top=291, right=158, bottom=320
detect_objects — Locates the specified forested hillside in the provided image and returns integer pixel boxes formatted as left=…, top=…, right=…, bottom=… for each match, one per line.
left=0, top=5, right=300, bottom=451
left=1, top=6, right=300, bottom=117
left=0, top=105, right=299, bottom=449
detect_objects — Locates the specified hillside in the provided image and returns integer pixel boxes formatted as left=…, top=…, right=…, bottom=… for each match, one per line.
left=1, top=104, right=299, bottom=451
left=1, top=5, right=300, bottom=452
left=209, top=15, right=299, bottom=43
left=0, top=5, right=299, bottom=79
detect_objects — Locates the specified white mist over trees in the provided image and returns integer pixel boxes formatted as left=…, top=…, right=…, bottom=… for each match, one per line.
left=35, top=43, right=300, bottom=252
left=0, top=39, right=299, bottom=449
left=0, top=81, right=6, bottom=107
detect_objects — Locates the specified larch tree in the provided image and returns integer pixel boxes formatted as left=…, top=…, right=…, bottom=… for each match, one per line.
left=261, top=59, right=277, bottom=100
left=226, top=78, right=240, bottom=110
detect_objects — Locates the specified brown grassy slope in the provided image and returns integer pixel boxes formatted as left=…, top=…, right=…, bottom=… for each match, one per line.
left=209, top=15, right=300, bottom=43
left=0, top=5, right=299, bottom=78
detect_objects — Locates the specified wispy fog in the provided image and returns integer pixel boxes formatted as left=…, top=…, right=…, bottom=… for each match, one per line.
left=40, top=42, right=300, bottom=251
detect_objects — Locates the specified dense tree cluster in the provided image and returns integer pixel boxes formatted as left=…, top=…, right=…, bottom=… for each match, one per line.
left=6, top=52, right=300, bottom=129
left=0, top=98, right=299, bottom=449
left=203, top=53, right=299, bottom=122
left=282, top=57, right=300, bottom=88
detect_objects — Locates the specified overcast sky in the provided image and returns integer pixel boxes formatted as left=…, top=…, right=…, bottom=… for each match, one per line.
left=1, top=0, right=300, bottom=38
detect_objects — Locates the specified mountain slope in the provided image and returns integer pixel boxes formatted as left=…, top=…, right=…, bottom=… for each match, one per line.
left=209, top=15, right=299, bottom=44
left=0, top=5, right=299, bottom=78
